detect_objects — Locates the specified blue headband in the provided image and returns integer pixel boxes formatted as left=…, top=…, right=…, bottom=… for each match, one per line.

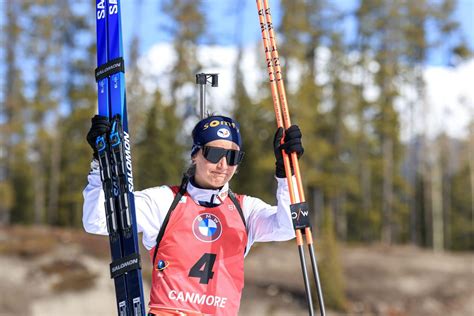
left=191, top=116, right=242, bottom=156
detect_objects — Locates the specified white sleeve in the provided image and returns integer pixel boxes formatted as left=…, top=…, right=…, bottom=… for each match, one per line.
left=242, top=177, right=296, bottom=253
left=82, top=164, right=108, bottom=235
left=82, top=162, right=174, bottom=251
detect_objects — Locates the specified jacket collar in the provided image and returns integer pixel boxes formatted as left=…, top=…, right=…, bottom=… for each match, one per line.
left=186, top=178, right=229, bottom=207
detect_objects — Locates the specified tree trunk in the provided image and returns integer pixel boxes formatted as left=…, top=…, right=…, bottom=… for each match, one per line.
left=421, top=91, right=432, bottom=247
left=33, top=158, right=45, bottom=224
left=423, top=164, right=433, bottom=247
left=337, top=191, right=347, bottom=241
left=431, top=145, right=444, bottom=251
left=470, top=123, right=474, bottom=228
left=2, top=0, right=20, bottom=225
left=312, top=187, right=324, bottom=234
left=48, top=129, right=61, bottom=225
left=443, top=170, right=452, bottom=249
left=361, top=153, right=372, bottom=241
left=408, top=103, right=418, bottom=245
left=382, top=138, right=393, bottom=244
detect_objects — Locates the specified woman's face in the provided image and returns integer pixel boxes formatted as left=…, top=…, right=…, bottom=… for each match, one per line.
left=193, top=139, right=240, bottom=189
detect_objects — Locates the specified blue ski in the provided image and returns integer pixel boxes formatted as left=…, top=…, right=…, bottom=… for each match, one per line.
left=94, top=0, right=145, bottom=315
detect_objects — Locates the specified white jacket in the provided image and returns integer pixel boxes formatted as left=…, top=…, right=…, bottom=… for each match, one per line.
left=82, top=161, right=296, bottom=256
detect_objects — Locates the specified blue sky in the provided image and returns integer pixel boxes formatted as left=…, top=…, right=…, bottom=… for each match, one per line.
left=121, top=0, right=474, bottom=66
left=120, top=0, right=473, bottom=139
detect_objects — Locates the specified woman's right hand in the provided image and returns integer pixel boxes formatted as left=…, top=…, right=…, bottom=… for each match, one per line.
left=86, top=115, right=111, bottom=159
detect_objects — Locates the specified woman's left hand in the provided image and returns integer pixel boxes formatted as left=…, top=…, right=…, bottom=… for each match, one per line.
left=273, top=125, right=304, bottom=178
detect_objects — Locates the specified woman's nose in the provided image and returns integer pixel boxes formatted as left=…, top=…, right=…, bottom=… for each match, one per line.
left=216, top=156, right=228, bottom=168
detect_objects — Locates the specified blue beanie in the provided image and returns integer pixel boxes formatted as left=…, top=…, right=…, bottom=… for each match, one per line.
left=191, top=115, right=242, bottom=156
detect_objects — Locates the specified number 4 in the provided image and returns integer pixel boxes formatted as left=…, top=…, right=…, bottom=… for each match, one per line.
left=188, top=253, right=217, bottom=284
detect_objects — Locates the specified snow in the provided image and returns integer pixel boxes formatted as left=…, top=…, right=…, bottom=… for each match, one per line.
left=139, top=43, right=474, bottom=140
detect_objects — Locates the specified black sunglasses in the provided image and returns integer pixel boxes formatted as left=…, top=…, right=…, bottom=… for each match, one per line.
left=201, top=146, right=245, bottom=166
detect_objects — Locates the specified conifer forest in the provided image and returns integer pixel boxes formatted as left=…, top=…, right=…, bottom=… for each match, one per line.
left=0, top=0, right=473, bottom=314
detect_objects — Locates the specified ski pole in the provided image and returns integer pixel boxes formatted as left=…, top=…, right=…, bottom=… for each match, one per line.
left=255, top=1, right=326, bottom=315
left=196, top=73, right=218, bottom=119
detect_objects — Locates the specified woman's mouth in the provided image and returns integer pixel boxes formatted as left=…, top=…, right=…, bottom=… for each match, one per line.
left=211, top=171, right=227, bottom=177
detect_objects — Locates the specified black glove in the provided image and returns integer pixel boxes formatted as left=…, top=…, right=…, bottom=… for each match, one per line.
left=273, top=125, right=304, bottom=178
left=86, top=115, right=111, bottom=159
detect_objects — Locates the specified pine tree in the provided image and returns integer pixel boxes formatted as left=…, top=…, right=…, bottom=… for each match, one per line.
left=278, top=0, right=348, bottom=307
left=161, top=0, right=205, bottom=108
left=279, top=0, right=312, bottom=77
left=354, top=0, right=409, bottom=244
left=134, top=90, right=185, bottom=189
left=57, top=2, right=97, bottom=227
left=318, top=208, right=347, bottom=311
left=351, top=1, right=381, bottom=242
left=26, top=1, right=64, bottom=224
left=125, top=0, right=147, bottom=143
left=231, top=47, right=275, bottom=202
left=450, top=161, right=473, bottom=250
left=2, top=0, right=34, bottom=224
left=279, top=0, right=328, bottom=229
left=401, top=0, right=469, bottom=248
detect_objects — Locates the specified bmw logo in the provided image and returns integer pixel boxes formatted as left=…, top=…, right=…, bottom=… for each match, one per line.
left=192, top=213, right=223, bottom=242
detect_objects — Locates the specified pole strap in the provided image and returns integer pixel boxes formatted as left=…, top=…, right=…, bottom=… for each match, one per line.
left=95, top=57, right=125, bottom=82
left=110, top=252, right=141, bottom=279
left=290, top=202, right=311, bottom=231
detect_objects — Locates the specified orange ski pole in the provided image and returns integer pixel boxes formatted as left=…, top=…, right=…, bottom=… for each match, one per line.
left=255, top=1, right=326, bottom=315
